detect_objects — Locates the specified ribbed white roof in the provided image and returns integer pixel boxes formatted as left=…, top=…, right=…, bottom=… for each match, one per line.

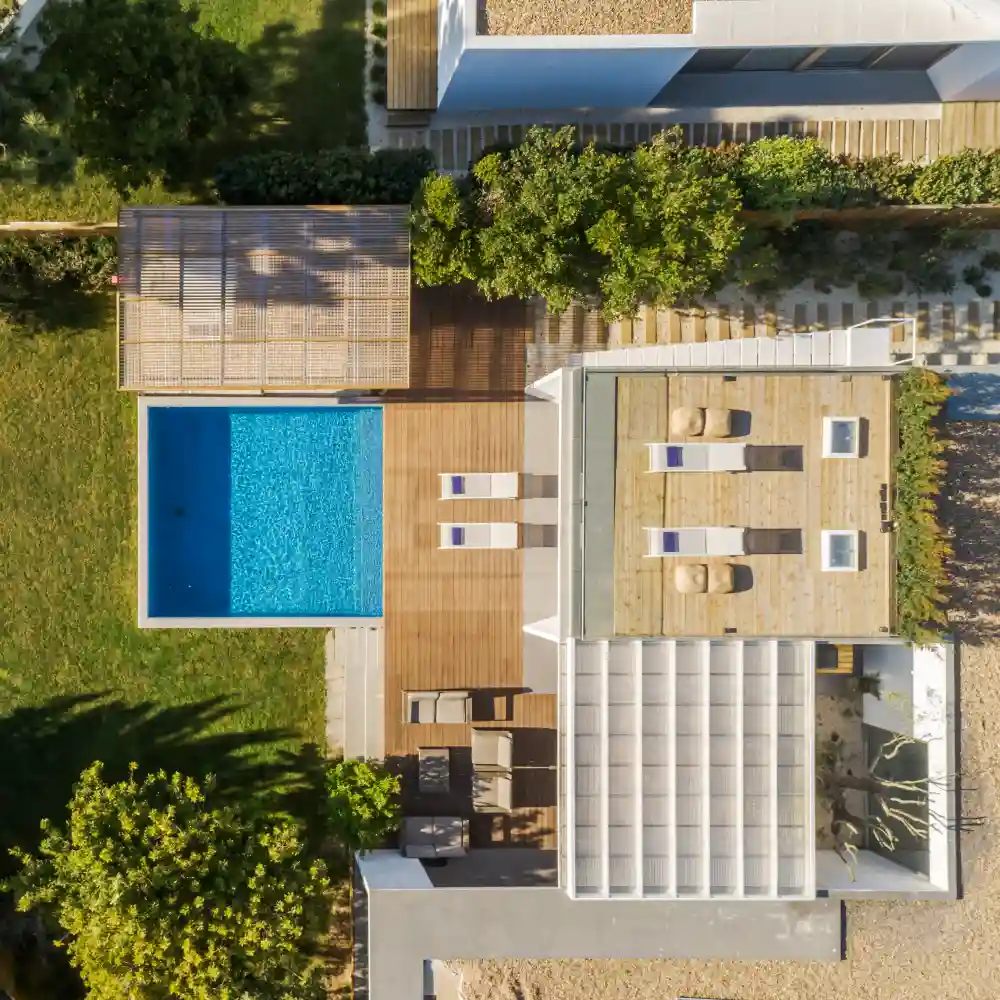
left=564, top=638, right=816, bottom=900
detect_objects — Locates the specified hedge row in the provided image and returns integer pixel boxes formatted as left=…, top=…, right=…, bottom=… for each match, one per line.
left=212, top=148, right=436, bottom=206
left=212, top=139, right=1000, bottom=211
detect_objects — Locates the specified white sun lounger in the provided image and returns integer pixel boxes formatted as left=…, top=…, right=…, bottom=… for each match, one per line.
left=439, top=522, right=519, bottom=549
left=647, top=442, right=747, bottom=472
left=645, top=527, right=747, bottom=557
left=440, top=472, right=520, bottom=499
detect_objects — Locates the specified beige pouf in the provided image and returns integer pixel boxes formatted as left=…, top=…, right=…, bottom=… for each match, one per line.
left=707, top=563, right=736, bottom=594
left=704, top=408, right=733, bottom=438
left=670, top=406, right=705, bottom=437
left=674, top=563, right=708, bottom=594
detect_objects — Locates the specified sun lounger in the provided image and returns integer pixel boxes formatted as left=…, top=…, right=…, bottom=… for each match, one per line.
left=647, top=442, right=747, bottom=472
left=440, top=472, right=520, bottom=499
left=439, top=522, right=519, bottom=549
left=645, top=527, right=747, bottom=557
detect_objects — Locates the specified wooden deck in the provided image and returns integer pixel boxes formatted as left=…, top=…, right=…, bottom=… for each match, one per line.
left=611, top=373, right=894, bottom=638
left=397, top=286, right=531, bottom=398
left=382, top=401, right=557, bottom=849
left=387, top=0, right=438, bottom=111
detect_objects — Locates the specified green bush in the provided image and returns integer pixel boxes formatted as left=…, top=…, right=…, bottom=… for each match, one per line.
left=213, top=147, right=436, bottom=205
left=323, top=758, right=400, bottom=856
left=836, top=154, right=921, bottom=206
left=37, top=0, right=252, bottom=185
left=412, top=126, right=743, bottom=318
left=894, top=368, right=951, bottom=643
left=0, top=235, right=117, bottom=296
left=912, top=149, right=1000, bottom=205
left=734, top=136, right=853, bottom=212
left=8, top=763, right=331, bottom=1000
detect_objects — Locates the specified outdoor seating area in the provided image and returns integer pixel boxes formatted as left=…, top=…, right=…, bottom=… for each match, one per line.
left=670, top=405, right=734, bottom=438
left=472, top=728, right=514, bottom=814
left=404, top=690, right=472, bottom=723
left=401, top=816, right=469, bottom=859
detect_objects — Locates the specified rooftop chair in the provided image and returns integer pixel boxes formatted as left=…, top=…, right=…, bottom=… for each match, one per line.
left=473, top=771, right=513, bottom=813
left=647, top=442, right=747, bottom=473
left=471, top=729, right=514, bottom=814
left=402, top=816, right=469, bottom=859
left=670, top=406, right=734, bottom=438
left=440, top=472, right=520, bottom=499
left=439, top=522, right=519, bottom=549
left=471, top=728, right=513, bottom=771
left=645, top=527, right=747, bottom=558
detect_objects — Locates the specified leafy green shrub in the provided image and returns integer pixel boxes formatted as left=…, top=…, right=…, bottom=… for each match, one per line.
left=37, top=0, right=252, bottom=184
left=912, top=149, right=1000, bottom=205
left=214, top=147, right=436, bottom=205
left=323, top=758, right=400, bottom=855
left=413, top=126, right=743, bottom=318
left=8, top=763, right=331, bottom=1000
left=894, top=368, right=951, bottom=643
left=734, top=136, right=853, bottom=212
left=836, top=154, right=920, bottom=206
left=0, top=235, right=117, bottom=295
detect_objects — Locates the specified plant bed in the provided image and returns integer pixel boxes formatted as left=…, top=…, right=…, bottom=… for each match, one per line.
left=893, top=368, right=951, bottom=643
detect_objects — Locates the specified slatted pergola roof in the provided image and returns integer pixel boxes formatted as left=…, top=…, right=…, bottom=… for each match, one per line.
left=564, top=638, right=816, bottom=900
left=118, top=206, right=410, bottom=391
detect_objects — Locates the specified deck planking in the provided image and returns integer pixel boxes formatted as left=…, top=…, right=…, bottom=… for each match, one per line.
left=387, top=0, right=438, bottom=111
left=612, top=374, right=894, bottom=638
left=382, top=401, right=557, bottom=849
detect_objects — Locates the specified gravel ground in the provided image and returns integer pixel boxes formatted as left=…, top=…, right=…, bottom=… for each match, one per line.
left=485, top=0, right=692, bottom=36
left=453, top=422, right=1000, bottom=1000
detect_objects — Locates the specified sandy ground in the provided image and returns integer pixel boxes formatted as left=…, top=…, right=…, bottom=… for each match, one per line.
left=485, top=0, right=692, bottom=36
left=453, top=422, right=1000, bottom=1000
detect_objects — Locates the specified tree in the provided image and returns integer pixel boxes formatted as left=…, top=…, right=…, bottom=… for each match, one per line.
left=817, top=730, right=981, bottom=879
left=35, top=0, right=251, bottom=183
left=323, top=758, right=400, bottom=856
left=411, top=126, right=743, bottom=318
left=8, top=763, right=330, bottom=1000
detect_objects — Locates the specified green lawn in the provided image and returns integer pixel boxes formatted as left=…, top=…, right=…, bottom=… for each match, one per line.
left=0, top=311, right=325, bottom=865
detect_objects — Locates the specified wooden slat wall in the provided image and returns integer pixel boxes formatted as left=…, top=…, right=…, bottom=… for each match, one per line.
left=941, top=102, right=1000, bottom=155
left=612, top=374, right=894, bottom=638
left=387, top=0, right=438, bottom=111
left=382, top=401, right=557, bottom=849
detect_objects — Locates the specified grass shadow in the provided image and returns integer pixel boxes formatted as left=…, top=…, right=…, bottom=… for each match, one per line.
left=0, top=692, right=316, bottom=874
left=1, top=287, right=114, bottom=337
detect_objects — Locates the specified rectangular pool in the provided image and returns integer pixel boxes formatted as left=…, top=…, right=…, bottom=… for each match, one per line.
left=139, top=400, right=382, bottom=626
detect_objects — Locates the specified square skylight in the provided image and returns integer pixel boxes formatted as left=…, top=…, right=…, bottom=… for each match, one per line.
left=821, top=529, right=859, bottom=572
left=823, top=416, right=860, bottom=458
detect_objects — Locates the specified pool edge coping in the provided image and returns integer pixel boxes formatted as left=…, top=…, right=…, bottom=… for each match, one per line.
left=136, top=395, right=385, bottom=630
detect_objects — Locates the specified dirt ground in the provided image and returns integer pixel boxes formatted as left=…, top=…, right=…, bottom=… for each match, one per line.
left=452, top=422, right=1000, bottom=1000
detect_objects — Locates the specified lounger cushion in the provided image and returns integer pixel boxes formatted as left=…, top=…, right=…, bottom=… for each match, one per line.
left=666, top=446, right=683, bottom=468
left=662, top=531, right=679, bottom=554
left=708, top=563, right=736, bottom=594
left=704, top=408, right=733, bottom=438
left=451, top=475, right=465, bottom=495
left=671, top=406, right=705, bottom=436
left=674, top=564, right=708, bottom=593
left=450, top=526, right=465, bottom=546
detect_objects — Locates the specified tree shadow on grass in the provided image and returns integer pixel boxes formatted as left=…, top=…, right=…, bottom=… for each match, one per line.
left=0, top=692, right=318, bottom=875
left=201, top=0, right=367, bottom=174
left=2, top=286, right=114, bottom=337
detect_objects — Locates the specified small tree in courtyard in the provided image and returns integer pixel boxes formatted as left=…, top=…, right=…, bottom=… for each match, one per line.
left=7, top=763, right=330, bottom=1000
left=818, top=730, right=981, bottom=879
left=323, top=758, right=401, bottom=856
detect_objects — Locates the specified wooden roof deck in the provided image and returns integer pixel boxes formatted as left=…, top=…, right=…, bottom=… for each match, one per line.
left=387, top=0, right=438, bottom=111
left=611, top=373, right=895, bottom=638
left=382, top=400, right=557, bottom=849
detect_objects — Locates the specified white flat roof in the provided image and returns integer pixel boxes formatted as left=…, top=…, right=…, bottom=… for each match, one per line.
left=564, top=638, right=816, bottom=900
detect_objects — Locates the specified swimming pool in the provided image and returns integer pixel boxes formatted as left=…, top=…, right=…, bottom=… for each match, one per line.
left=142, top=402, right=382, bottom=623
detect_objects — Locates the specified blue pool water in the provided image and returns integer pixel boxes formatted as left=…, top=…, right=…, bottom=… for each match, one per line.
left=147, top=406, right=382, bottom=618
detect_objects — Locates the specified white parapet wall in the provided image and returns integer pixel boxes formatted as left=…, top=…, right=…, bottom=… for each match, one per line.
left=439, top=0, right=1000, bottom=111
